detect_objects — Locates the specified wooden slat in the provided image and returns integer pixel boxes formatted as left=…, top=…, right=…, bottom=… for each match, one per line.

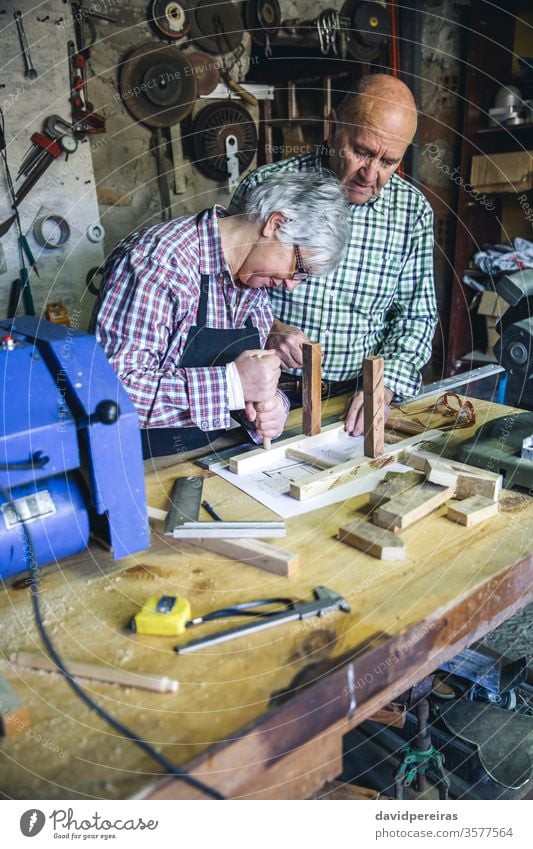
left=363, top=356, right=385, bottom=458
left=10, top=652, right=179, bottom=693
left=302, top=342, right=322, bottom=436
left=184, top=537, right=300, bottom=577
left=373, top=482, right=454, bottom=532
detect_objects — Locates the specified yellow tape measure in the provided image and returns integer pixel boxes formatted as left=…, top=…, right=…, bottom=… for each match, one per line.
left=131, top=595, right=191, bottom=636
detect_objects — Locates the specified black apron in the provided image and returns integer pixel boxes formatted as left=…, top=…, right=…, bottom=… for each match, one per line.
left=142, top=223, right=260, bottom=459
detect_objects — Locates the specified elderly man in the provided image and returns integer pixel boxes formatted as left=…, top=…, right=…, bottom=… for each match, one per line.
left=230, top=74, right=438, bottom=435
left=94, top=172, right=349, bottom=458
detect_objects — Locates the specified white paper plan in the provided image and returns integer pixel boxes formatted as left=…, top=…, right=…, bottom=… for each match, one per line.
left=213, top=431, right=409, bottom=519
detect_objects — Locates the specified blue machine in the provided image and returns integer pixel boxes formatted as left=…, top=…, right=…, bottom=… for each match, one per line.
left=0, top=317, right=150, bottom=581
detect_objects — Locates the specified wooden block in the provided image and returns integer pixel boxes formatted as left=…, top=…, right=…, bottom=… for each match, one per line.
left=184, top=537, right=300, bottom=577
left=302, top=342, right=322, bottom=436
left=0, top=673, right=29, bottom=736
left=368, top=470, right=425, bottom=507
left=373, top=482, right=454, bottom=532
left=404, top=451, right=502, bottom=501
left=447, top=495, right=499, bottom=527
left=363, top=356, right=385, bottom=458
left=338, top=520, right=406, bottom=560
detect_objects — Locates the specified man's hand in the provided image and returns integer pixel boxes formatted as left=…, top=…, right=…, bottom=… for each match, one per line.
left=235, top=349, right=281, bottom=402
left=343, top=387, right=394, bottom=436
left=265, top=319, right=311, bottom=369
left=245, top=395, right=288, bottom=439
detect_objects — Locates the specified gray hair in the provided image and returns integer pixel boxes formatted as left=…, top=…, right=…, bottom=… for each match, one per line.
left=240, top=171, right=350, bottom=275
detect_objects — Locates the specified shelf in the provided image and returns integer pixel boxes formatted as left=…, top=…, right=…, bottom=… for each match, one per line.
left=477, top=122, right=533, bottom=135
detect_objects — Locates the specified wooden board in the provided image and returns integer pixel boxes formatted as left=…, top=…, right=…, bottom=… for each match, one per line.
left=368, top=470, right=425, bottom=507
left=373, top=482, right=454, bottom=532
left=363, top=356, right=385, bottom=457
left=338, top=520, right=406, bottom=560
left=447, top=496, right=499, bottom=527
left=184, top=538, right=300, bottom=577
left=302, top=342, right=322, bottom=436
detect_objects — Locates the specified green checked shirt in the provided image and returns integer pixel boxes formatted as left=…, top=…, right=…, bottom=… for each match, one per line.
left=229, top=152, right=437, bottom=399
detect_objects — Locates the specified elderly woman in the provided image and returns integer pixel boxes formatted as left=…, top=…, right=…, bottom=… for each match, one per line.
left=94, top=171, right=349, bottom=458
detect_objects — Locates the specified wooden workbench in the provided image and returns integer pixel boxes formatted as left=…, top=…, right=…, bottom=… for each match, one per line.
left=1, top=395, right=532, bottom=800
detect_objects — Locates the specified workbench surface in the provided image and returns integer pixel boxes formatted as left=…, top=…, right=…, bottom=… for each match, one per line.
left=1, top=396, right=532, bottom=800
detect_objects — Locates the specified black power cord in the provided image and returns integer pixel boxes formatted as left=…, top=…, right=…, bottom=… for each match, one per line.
left=2, top=484, right=225, bottom=800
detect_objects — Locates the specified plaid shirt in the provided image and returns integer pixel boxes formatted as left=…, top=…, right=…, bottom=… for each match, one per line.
left=94, top=206, right=274, bottom=431
left=230, top=153, right=437, bottom=399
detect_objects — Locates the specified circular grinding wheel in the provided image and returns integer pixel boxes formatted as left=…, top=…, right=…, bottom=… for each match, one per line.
left=190, top=0, right=244, bottom=55
left=150, top=0, right=192, bottom=39
left=191, top=101, right=257, bottom=181
left=340, top=0, right=389, bottom=60
left=119, top=43, right=197, bottom=127
left=244, top=0, right=281, bottom=46
left=185, top=50, right=220, bottom=95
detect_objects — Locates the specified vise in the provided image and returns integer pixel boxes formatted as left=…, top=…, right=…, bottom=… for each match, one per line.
left=0, top=317, right=149, bottom=581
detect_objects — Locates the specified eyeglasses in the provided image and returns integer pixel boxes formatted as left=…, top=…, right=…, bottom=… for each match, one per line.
left=291, top=244, right=309, bottom=281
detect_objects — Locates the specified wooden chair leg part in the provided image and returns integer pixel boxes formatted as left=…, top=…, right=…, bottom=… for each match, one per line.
left=363, top=356, right=385, bottom=458
left=302, top=342, right=322, bottom=436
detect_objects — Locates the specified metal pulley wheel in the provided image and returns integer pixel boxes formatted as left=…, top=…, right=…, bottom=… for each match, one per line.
left=191, top=101, right=257, bottom=181
left=244, top=0, right=281, bottom=46
left=340, top=0, right=388, bottom=60
left=119, top=43, right=197, bottom=127
left=190, top=0, right=244, bottom=55
left=185, top=50, right=220, bottom=95
left=150, top=0, right=192, bottom=39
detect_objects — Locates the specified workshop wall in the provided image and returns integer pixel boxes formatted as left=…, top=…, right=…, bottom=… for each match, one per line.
left=0, top=0, right=105, bottom=329
left=86, top=0, right=259, bottom=262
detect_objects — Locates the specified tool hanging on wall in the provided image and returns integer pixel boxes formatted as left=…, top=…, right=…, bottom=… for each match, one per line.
left=67, top=40, right=105, bottom=133
left=119, top=43, right=197, bottom=216
left=150, top=0, right=192, bottom=40
left=339, top=0, right=389, bottom=61
left=119, top=43, right=197, bottom=126
left=244, top=0, right=281, bottom=57
left=190, top=0, right=244, bottom=55
left=14, top=10, right=38, bottom=79
left=191, top=101, right=257, bottom=184
left=0, top=120, right=78, bottom=237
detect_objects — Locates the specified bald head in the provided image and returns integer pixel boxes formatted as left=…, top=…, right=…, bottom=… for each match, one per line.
left=327, top=75, right=417, bottom=204
left=337, top=74, right=418, bottom=144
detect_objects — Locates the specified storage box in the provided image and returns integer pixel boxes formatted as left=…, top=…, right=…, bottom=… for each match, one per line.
left=470, top=151, right=533, bottom=194
left=477, top=291, right=509, bottom=317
